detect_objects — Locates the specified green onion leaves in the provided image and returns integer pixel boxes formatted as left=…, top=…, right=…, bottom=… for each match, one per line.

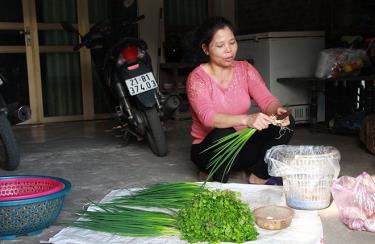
left=111, top=182, right=204, bottom=209
left=70, top=182, right=204, bottom=237
left=72, top=205, right=179, bottom=237
left=203, top=128, right=256, bottom=182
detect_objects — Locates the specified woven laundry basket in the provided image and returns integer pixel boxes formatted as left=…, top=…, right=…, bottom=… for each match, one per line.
left=265, top=145, right=341, bottom=210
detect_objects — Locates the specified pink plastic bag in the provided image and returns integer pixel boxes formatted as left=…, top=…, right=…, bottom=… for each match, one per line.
left=331, top=172, right=375, bottom=232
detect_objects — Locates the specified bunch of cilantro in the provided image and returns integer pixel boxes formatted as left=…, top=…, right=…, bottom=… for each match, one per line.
left=177, top=189, right=258, bottom=243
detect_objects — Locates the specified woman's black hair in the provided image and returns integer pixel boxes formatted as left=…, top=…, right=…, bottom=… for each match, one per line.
left=195, top=16, right=236, bottom=50
left=182, top=16, right=235, bottom=63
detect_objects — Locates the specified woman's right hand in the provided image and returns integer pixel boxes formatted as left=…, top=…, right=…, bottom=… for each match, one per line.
left=245, top=113, right=275, bottom=130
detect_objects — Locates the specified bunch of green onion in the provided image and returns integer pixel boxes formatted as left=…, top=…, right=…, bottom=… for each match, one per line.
left=110, top=182, right=204, bottom=209
left=203, top=127, right=256, bottom=182
left=72, top=204, right=179, bottom=237
left=70, top=182, right=204, bottom=237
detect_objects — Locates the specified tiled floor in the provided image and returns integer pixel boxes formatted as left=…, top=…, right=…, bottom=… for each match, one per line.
left=1, top=119, right=374, bottom=243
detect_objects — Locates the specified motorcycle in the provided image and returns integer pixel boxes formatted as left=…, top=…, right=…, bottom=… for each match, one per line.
left=0, top=73, right=31, bottom=170
left=62, top=15, right=179, bottom=156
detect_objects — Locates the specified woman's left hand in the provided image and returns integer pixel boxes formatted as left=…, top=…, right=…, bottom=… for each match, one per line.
left=275, top=107, right=290, bottom=126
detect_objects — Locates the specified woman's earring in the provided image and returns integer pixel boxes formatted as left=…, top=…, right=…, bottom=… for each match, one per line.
left=205, top=51, right=209, bottom=55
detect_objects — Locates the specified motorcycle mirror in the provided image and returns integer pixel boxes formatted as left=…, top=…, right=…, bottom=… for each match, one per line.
left=123, top=0, right=135, bottom=8
left=0, top=74, right=5, bottom=85
left=61, top=22, right=81, bottom=36
left=135, top=15, right=145, bottom=22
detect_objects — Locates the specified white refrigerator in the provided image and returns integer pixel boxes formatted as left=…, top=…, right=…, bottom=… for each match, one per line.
left=236, top=31, right=325, bottom=123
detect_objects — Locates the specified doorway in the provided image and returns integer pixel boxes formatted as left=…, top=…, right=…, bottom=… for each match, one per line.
left=0, top=0, right=138, bottom=124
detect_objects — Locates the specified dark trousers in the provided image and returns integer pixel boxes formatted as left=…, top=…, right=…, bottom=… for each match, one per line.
left=191, top=117, right=295, bottom=183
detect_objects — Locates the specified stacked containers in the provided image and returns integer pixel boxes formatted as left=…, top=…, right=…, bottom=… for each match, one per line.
left=265, top=145, right=340, bottom=210
left=0, top=176, right=71, bottom=240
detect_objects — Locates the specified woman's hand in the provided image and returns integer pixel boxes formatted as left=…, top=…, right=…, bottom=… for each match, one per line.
left=275, top=107, right=291, bottom=126
left=245, top=112, right=275, bottom=130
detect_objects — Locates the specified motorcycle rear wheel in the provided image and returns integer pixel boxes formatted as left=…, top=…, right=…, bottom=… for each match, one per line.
left=0, top=113, right=20, bottom=170
left=144, top=107, right=167, bottom=157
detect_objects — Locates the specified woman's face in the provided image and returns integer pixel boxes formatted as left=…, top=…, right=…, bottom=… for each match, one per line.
left=203, top=26, right=238, bottom=68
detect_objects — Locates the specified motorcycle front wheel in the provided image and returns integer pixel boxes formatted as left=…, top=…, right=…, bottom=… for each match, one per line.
left=143, top=107, right=167, bottom=157
left=0, top=113, right=20, bottom=170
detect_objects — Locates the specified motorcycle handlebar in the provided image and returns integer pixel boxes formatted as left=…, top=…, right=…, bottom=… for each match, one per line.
left=121, top=15, right=145, bottom=27
left=71, top=15, right=146, bottom=51
left=73, top=42, right=85, bottom=51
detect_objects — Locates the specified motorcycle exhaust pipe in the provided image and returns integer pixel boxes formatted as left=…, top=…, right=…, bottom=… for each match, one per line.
left=162, top=95, right=180, bottom=121
left=8, top=105, right=31, bottom=125
left=115, top=82, right=134, bottom=119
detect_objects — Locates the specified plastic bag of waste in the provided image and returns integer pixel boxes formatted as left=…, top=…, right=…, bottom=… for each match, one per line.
left=331, top=172, right=375, bottom=232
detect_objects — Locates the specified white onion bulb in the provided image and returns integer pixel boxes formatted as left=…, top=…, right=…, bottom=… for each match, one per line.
left=348, top=218, right=365, bottom=230
left=364, top=218, right=375, bottom=232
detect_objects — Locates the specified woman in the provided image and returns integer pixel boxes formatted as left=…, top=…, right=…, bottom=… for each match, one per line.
left=186, top=16, right=294, bottom=184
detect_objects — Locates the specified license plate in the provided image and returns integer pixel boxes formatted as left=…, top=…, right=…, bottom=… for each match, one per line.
left=125, top=72, right=158, bottom=96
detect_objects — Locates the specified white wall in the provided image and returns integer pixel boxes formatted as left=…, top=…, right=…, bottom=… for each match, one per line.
left=138, top=0, right=163, bottom=80
left=269, top=36, right=325, bottom=104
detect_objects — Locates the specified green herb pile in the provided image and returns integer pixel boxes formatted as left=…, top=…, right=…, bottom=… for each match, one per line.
left=177, top=189, right=258, bottom=243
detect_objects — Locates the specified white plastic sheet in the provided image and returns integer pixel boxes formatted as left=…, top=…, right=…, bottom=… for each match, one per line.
left=49, top=183, right=323, bottom=244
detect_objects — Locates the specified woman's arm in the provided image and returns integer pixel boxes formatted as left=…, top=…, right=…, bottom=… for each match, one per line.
left=213, top=112, right=275, bottom=131
left=265, top=100, right=284, bottom=116
left=212, top=113, right=248, bottom=128
left=266, top=100, right=290, bottom=126
left=243, top=62, right=290, bottom=127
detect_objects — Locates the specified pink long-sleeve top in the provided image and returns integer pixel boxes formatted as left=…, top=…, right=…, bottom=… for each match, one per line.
left=186, top=60, right=277, bottom=144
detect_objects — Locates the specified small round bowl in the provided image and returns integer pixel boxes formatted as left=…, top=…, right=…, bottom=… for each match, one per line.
left=253, top=205, right=294, bottom=230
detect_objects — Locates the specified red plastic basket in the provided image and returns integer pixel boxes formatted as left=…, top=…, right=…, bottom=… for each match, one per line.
left=0, top=177, right=65, bottom=201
